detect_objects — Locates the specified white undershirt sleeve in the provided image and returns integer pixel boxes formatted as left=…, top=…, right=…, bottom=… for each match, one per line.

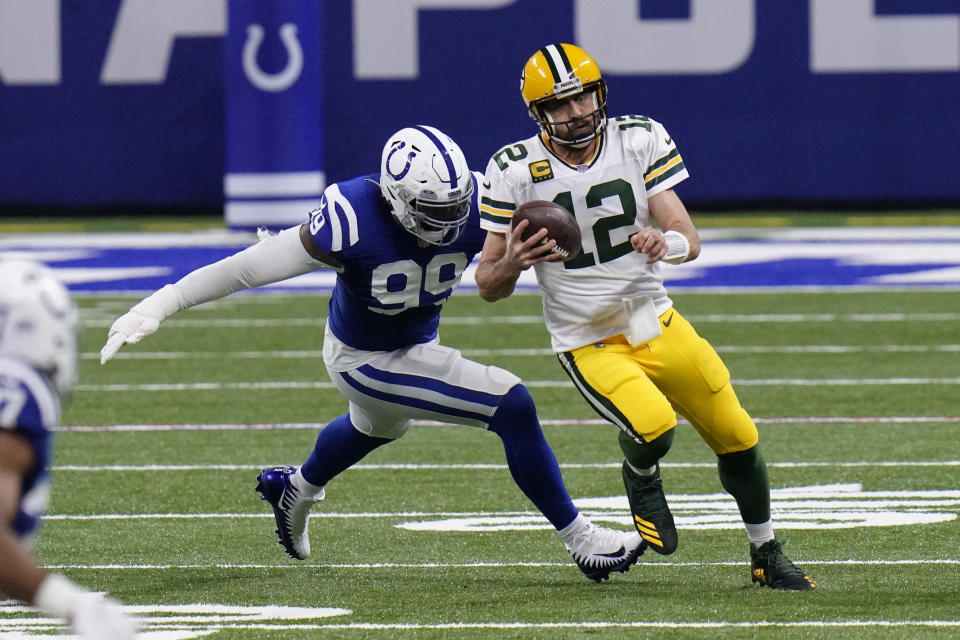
left=135, top=225, right=326, bottom=319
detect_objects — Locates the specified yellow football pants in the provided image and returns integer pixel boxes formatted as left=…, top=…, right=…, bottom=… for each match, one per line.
left=558, top=307, right=758, bottom=455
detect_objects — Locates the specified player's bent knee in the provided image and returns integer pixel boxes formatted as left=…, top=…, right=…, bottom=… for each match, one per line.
left=619, top=427, right=674, bottom=468
left=711, top=410, right=758, bottom=454
left=621, top=400, right=677, bottom=443
left=349, top=406, right=410, bottom=440
left=487, top=384, right=537, bottom=435
left=717, top=444, right=765, bottom=478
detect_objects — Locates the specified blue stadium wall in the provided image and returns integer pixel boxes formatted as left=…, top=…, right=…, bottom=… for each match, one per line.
left=1, top=0, right=958, bottom=214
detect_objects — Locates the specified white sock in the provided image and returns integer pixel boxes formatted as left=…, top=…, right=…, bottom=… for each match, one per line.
left=292, top=468, right=326, bottom=499
left=559, top=513, right=590, bottom=545
left=746, top=520, right=775, bottom=548
left=625, top=461, right=657, bottom=476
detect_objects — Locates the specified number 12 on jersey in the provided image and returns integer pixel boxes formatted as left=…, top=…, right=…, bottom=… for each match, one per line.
left=553, top=178, right=638, bottom=269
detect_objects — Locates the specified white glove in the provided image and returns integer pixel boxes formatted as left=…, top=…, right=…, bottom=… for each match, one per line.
left=72, top=592, right=140, bottom=639
left=100, top=226, right=324, bottom=365
left=34, top=573, right=139, bottom=639
left=100, top=285, right=180, bottom=364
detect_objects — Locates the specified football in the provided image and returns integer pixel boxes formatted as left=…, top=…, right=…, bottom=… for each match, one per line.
left=513, top=200, right=582, bottom=259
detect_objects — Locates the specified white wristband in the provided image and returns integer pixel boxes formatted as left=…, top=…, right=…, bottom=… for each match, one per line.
left=661, top=230, right=690, bottom=264
left=34, top=573, right=87, bottom=621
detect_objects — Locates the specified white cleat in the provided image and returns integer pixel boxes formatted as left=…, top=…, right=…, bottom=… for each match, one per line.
left=256, top=466, right=324, bottom=560
left=565, top=523, right=646, bottom=582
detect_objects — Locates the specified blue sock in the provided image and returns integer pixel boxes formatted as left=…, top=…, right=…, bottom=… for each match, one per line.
left=487, top=385, right=579, bottom=530
left=300, top=414, right=391, bottom=487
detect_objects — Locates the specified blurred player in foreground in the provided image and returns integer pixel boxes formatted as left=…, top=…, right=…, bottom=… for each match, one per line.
left=475, top=43, right=814, bottom=590
left=99, top=125, right=644, bottom=582
left=0, top=259, right=139, bottom=637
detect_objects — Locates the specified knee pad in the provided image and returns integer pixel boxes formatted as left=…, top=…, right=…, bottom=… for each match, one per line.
left=487, top=384, right=537, bottom=436
left=619, top=427, right=675, bottom=469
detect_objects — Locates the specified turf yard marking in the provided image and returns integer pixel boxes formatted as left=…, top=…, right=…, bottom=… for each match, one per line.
left=41, top=484, right=960, bottom=530
left=41, top=511, right=541, bottom=521
left=76, top=381, right=339, bottom=391
left=77, top=343, right=960, bottom=360
left=3, top=607, right=958, bottom=636
left=726, top=377, right=960, bottom=386
left=37, top=559, right=960, bottom=570
left=0, top=603, right=351, bottom=639
left=156, top=621, right=960, bottom=631
left=52, top=460, right=960, bottom=472
left=74, top=377, right=960, bottom=392
left=79, top=312, right=960, bottom=329
left=399, top=483, right=960, bottom=531
left=56, top=416, right=960, bottom=431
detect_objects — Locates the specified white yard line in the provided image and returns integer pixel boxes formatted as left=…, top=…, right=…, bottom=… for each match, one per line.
left=41, top=559, right=959, bottom=570
left=182, top=621, right=960, bottom=631
left=51, top=460, right=960, bottom=472
left=73, top=377, right=960, bottom=392
left=79, top=312, right=960, bottom=328
left=5, top=617, right=959, bottom=633
left=78, top=344, right=960, bottom=360
left=41, top=511, right=537, bottom=521
left=56, top=416, right=960, bottom=432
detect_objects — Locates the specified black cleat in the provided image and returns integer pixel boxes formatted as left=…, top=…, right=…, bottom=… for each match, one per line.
left=622, top=462, right=678, bottom=555
left=750, top=540, right=816, bottom=590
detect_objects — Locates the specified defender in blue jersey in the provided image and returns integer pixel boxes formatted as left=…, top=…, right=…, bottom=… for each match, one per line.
left=0, top=260, right=137, bottom=639
left=100, top=126, right=645, bottom=582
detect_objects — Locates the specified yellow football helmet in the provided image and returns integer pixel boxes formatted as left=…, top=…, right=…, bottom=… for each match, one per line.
left=521, top=43, right=608, bottom=148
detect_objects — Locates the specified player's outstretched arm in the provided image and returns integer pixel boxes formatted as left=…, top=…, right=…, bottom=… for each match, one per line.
left=476, top=220, right=555, bottom=302
left=101, top=225, right=326, bottom=364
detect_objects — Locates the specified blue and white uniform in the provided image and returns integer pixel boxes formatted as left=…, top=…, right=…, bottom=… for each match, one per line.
left=0, top=355, right=56, bottom=541
left=307, top=174, right=521, bottom=439
left=314, top=173, right=484, bottom=350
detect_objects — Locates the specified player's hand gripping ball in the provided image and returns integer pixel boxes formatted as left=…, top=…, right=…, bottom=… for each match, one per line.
left=513, top=200, right=582, bottom=259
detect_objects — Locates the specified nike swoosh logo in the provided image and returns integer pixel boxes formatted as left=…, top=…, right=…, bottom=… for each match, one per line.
left=663, top=312, right=674, bottom=327
left=664, top=137, right=672, bottom=145
left=598, top=545, right=626, bottom=558
left=481, top=180, right=491, bottom=189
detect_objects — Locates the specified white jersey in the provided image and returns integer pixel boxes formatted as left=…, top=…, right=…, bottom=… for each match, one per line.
left=480, top=115, right=689, bottom=352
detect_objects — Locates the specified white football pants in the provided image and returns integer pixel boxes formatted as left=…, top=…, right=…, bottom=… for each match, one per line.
left=322, top=322, right=521, bottom=439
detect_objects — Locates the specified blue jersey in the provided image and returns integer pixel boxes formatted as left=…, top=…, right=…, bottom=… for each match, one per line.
left=307, top=173, right=485, bottom=351
left=0, top=356, right=58, bottom=539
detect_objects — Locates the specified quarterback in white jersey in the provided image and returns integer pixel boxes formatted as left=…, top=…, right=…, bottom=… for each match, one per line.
left=479, top=112, right=687, bottom=352
left=476, top=43, right=815, bottom=591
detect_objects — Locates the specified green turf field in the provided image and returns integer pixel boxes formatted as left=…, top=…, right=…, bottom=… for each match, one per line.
left=9, top=289, right=959, bottom=638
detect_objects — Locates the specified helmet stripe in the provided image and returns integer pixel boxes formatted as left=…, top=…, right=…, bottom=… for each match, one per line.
left=538, top=46, right=561, bottom=83
left=412, top=125, right=457, bottom=189
left=541, top=43, right=572, bottom=83
left=554, top=43, right=573, bottom=75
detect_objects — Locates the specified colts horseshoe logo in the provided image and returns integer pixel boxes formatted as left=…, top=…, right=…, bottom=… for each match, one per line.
left=242, top=23, right=304, bottom=92
left=385, top=142, right=418, bottom=180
